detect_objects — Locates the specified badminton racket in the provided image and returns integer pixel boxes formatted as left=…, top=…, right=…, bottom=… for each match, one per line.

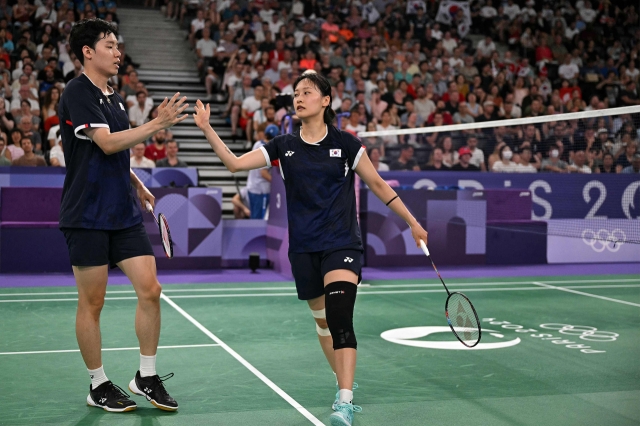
left=420, top=240, right=481, bottom=347
left=145, top=200, right=174, bottom=259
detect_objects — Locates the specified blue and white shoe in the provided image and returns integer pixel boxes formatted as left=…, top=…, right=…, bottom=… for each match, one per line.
left=330, top=402, right=362, bottom=426
left=332, top=382, right=358, bottom=411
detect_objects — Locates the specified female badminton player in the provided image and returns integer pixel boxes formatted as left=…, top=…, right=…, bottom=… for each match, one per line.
left=194, top=70, right=427, bottom=426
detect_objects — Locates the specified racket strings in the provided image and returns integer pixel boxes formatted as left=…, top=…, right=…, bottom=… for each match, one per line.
left=446, top=293, right=480, bottom=346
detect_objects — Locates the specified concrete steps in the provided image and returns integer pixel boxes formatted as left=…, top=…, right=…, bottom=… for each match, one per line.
left=117, top=7, right=250, bottom=218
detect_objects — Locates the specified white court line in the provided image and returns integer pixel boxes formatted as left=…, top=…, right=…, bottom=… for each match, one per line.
left=159, top=293, right=324, bottom=426
left=1, top=277, right=638, bottom=298
left=1, top=284, right=639, bottom=303
left=0, top=344, right=219, bottom=356
left=532, top=282, right=640, bottom=308
left=0, top=287, right=297, bottom=297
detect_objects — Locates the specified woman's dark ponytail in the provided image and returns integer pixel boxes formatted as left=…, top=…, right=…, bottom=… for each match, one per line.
left=293, top=70, right=336, bottom=125
left=323, top=105, right=336, bottom=124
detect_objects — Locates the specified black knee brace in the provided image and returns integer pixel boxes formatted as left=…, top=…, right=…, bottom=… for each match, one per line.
left=325, top=281, right=358, bottom=350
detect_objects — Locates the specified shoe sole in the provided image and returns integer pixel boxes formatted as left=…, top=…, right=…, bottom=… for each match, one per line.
left=86, top=395, right=136, bottom=412
left=129, top=379, right=179, bottom=412
left=329, top=413, right=351, bottom=426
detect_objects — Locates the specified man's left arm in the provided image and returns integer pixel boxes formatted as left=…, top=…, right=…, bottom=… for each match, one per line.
left=130, top=169, right=155, bottom=210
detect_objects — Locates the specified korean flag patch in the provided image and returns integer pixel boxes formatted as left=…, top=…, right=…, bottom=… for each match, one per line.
left=330, top=149, right=341, bottom=157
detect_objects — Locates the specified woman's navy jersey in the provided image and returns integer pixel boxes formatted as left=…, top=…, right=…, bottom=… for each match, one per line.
left=260, top=125, right=366, bottom=253
left=59, top=74, right=142, bottom=230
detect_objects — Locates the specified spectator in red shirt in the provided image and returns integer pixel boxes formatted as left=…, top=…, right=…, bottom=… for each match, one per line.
left=144, top=130, right=167, bottom=162
left=535, top=35, right=553, bottom=68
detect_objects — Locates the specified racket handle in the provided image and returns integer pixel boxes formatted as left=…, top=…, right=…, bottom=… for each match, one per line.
left=144, top=200, right=153, bottom=213
left=419, top=239, right=430, bottom=257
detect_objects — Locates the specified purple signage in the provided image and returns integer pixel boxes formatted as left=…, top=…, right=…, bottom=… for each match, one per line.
left=221, top=219, right=267, bottom=267
left=145, top=187, right=222, bottom=269
left=547, top=219, right=640, bottom=263
left=266, top=171, right=292, bottom=278
left=376, top=172, right=640, bottom=220
left=1, top=167, right=197, bottom=189
left=361, top=188, right=541, bottom=266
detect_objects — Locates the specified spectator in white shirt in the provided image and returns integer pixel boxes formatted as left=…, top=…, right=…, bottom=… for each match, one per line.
left=268, top=14, right=284, bottom=35
left=476, top=36, right=496, bottom=59
left=516, top=148, right=538, bottom=172
left=558, top=56, right=580, bottom=83
left=565, top=21, right=580, bottom=40
left=345, top=108, right=366, bottom=134
left=130, top=143, right=156, bottom=168
left=196, top=28, right=216, bottom=72
left=568, top=150, right=592, bottom=173
left=579, top=1, right=597, bottom=24
left=441, top=32, right=458, bottom=54
left=503, top=0, right=521, bottom=21
left=49, top=135, right=65, bottom=167
left=128, top=91, right=153, bottom=127
left=492, top=145, right=520, bottom=172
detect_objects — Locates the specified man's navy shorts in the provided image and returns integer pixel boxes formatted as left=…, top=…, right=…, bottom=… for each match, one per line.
left=62, top=222, right=154, bottom=269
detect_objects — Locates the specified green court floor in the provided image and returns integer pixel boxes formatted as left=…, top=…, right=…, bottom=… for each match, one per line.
left=1, top=275, right=639, bottom=425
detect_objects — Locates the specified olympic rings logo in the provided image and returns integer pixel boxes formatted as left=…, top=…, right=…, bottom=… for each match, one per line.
left=540, top=324, right=619, bottom=342
left=581, top=228, right=626, bottom=252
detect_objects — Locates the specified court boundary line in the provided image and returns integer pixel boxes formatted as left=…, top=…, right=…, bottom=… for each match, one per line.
left=1, top=284, right=639, bottom=303
left=532, top=282, right=640, bottom=308
left=0, top=344, right=220, bottom=356
left=159, top=293, right=324, bottom=426
left=1, top=277, right=638, bottom=298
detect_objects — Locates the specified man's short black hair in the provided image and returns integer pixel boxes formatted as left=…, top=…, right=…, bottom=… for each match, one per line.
left=70, top=18, right=118, bottom=66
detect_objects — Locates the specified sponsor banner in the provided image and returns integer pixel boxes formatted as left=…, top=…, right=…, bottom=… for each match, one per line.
left=546, top=219, right=640, bottom=263
left=377, top=172, right=640, bottom=220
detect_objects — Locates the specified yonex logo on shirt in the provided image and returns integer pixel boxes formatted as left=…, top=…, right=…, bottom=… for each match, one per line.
left=285, top=151, right=294, bottom=156
left=344, top=257, right=353, bottom=263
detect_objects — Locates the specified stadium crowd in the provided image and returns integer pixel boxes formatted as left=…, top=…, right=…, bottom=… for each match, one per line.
left=181, top=0, right=640, bottom=174
left=0, top=0, right=189, bottom=169
left=0, top=0, right=638, bottom=175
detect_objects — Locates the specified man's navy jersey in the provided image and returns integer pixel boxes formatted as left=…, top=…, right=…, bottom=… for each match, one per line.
left=260, top=125, right=365, bottom=253
left=59, top=73, right=142, bottom=230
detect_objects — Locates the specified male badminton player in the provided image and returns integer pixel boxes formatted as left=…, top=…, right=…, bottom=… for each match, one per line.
left=59, top=19, right=188, bottom=412
left=194, top=70, right=427, bottom=426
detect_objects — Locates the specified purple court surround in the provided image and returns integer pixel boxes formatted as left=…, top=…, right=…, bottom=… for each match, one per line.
left=0, top=263, right=637, bottom=288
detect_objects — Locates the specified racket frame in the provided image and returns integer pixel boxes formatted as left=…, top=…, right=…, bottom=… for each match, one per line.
left=157, top=212, right=174, bottom=258
left=144, top=201, right=174, bottom=259
left=445, top=291, right=481, bottom=348
left=419, top=240, right=481, bottom=347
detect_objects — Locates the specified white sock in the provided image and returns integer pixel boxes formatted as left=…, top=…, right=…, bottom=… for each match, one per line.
left=140, top=354, right=157, bottom=377
left=88, top=365, right=109, bottom=389
left=338, top=389, right=353, bottom=404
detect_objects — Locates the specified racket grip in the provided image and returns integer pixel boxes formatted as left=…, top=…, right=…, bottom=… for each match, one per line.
left=144, top=200, right=153, bottom=213
left=419, top=239, right=430, bottom=257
